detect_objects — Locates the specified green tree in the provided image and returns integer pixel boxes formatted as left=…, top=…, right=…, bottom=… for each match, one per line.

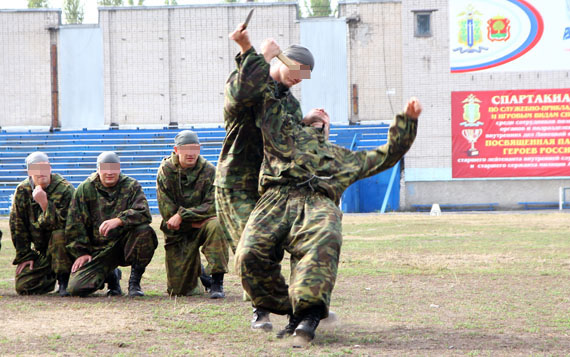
left=28, top=0, right=49, bottom=8
left=304, top=0, right=332, bottom=17
left=64, top=0, right=84, bottom=24
left=127, top=0, right=145, bottom=5
left=98, top=0, right=123, bottom=5
left=164, top=0, right=177, bottom=4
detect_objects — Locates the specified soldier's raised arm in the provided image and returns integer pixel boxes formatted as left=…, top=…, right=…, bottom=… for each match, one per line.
left=357, top=97, right=421, bottom=180
left=37, top=183, right=74, bottom=231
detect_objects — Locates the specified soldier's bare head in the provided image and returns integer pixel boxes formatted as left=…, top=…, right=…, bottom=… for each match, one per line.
left=97, top=151, right=121, bottom=188
left=173, top=130, right=200, bottom=169
left=270, top=45, right=313, bottom=88
left=26, top=151, right=51, bottom=188
left=303, top=108, right=330, bottom=139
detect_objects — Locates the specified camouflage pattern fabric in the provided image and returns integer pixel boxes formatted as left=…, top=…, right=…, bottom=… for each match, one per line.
left=65, top=173, right=157, bottom=296
left=214, top=187, right=259, bottom=254
left=10, top=174, right=74, bottom=294
left=157, top=154, right=229, bottom=296
left=214, top=47, right=266, bottom=192
left=164, top=219, right=228, bottom=296
left=215, top=47, right=302, bottom=248
left=67, top=224, right=157, bottom=296
left=257, top=96, right=418, bottom=204
left=237, top=186, right=342, bottom=316
left=237, top=108, right=418, bottom=318
left=14, top=253, right=56, bottom=295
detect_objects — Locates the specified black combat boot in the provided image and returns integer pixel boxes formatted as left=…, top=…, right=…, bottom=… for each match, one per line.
left=128, top=265, right=145, bottom=297
left=57, top=273, right=70, bottom=297
left=292, top=306, right=325, bottom=347
left=199, top=264, right=212, bottom=292
left=105, top=268, right=123, bottom=296
left=251, top=308, right=273, bottom=332
left=276, top=313, right=301, bottom=338
left=209, top=273, right=225, bottom=299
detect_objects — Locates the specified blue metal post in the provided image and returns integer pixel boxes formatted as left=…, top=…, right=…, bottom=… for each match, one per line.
left=380, top=161, right=400, bottom=213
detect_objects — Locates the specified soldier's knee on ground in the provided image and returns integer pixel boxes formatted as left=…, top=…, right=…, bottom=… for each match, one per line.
left=67, top=270, right=105, bottom=297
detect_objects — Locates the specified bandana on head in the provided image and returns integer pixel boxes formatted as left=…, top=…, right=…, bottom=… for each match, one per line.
left=174, top=130, right=200, bottom=146
left=26, top=152, right=49, bottom=169
left=283, top=45, right=315, bottom=71
left=97, top=151, right=120, bottom=168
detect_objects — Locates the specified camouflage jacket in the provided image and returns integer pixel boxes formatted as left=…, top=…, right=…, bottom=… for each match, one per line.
left=215, top=47, right=302, bottom=191
left=10, top=173, right=75, bottom=264
left=258, top=95, right=418, bottom=204
left=157, top=154, right=217, bottom=234
left=65, top=173, right=152, bottom=258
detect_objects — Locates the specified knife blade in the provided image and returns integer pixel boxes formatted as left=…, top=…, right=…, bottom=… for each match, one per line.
left=243, top=8, right=254, bottom=30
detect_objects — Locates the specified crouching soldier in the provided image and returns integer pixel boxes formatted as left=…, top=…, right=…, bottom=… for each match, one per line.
left=66, top=151, right=158, bottom=297
left=10, top=152, right=74, bottom=296
left=157, top=130, right=229, bottom=298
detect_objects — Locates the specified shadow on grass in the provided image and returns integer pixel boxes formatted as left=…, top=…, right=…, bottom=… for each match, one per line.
left=313, top=325, right=569, bottom=352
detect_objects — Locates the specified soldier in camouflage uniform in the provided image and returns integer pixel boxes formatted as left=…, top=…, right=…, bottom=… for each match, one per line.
left=215, top=23, right=313, bottom=330
left=157, top=130, right=229, bottom=298
left=10, top=152, right=74, bottom=296
left=235, top=37, right=421, bottom=345
left=66, top=151, right=158, bottom=297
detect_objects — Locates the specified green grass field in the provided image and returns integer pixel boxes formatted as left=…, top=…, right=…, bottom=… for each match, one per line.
left=0, top=213, right=569, bottom=356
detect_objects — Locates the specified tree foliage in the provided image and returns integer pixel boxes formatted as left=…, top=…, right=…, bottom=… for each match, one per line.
left=64, top=0, right=84, bottom=24
left=28, top=0, right=49, bottom=8
left=98, top=0, right=123, bottom=6
left=304, top=0, right=332, bottom=17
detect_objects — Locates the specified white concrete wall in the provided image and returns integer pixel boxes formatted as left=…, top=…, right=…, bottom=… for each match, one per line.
left=100, top=4, right=300, bottom=126
left=340, top=0, right=403, bottom=123
left=0, top=10, right=60, bottom=127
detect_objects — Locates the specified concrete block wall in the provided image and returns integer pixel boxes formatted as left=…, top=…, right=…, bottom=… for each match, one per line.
left=339, top=0, right=403, bottom=123
left=0, top=10, right=60, bottom=127
left=401, top=0, right=570, bottom=209
left=100, top=4, right=300, bottom=126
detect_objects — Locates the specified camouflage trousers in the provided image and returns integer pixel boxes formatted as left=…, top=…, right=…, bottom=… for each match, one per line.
left=236, top=185, right=342, bottom=319
left=215, top=187, right=259, bottom=254
left=67, top=224, right=158, bottom=297
left=165, top=218, right=229, bottom=296
left=15, top=229, right=73, bottom=295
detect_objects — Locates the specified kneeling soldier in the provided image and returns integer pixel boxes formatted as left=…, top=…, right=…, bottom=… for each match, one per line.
left=10, top=152, right=74, bottom=296
left=66, top=151, right=158, bottom=297
left=157, top=130, right=229, bottom=298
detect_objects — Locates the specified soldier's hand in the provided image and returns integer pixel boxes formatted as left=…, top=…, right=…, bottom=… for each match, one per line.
left=191, top=217, right=216, bottom=229
left=32, top=185, right=48, bottom=211
left=261, top=38, right=281, bottom=64
left=167, top=213, right=183, bottom=231
left=229, top=23, right=252, bottom=54
left=405, top=97, right=422, bottom=119
left=99, top=218, right=123, bottom=237
left=16, top=260, right=34, bottom=275
left=71, top=254, right=92, bottom=273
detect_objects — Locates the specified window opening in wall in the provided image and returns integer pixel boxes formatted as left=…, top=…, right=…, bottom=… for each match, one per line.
left=413, top=10, right=435, bottom=37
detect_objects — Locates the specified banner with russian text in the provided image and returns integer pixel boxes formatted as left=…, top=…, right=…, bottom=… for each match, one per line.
left=452, top=89, right=570, bottom=178
left=450, top=0, right=570, bottom=73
